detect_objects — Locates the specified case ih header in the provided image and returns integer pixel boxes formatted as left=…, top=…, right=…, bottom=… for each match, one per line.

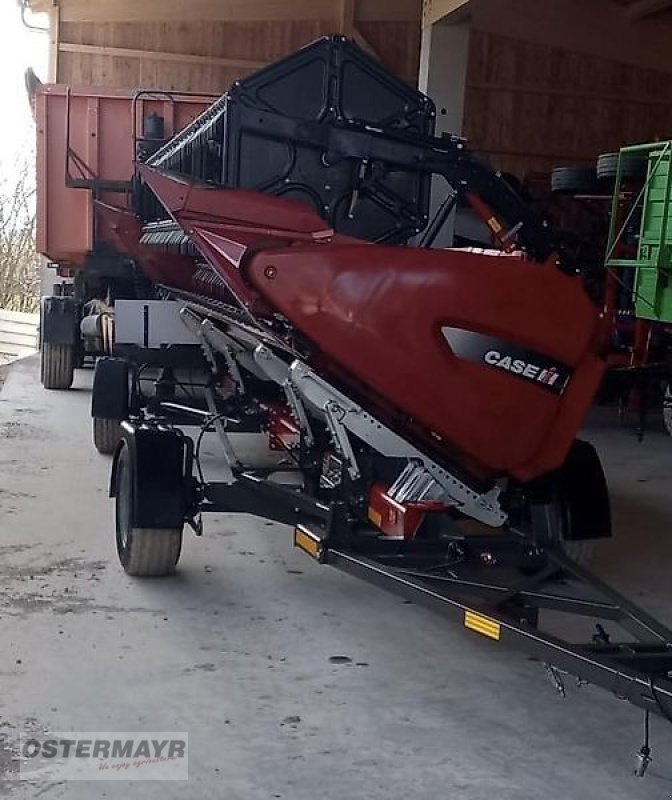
left=36, top=37, right=672, bottom=772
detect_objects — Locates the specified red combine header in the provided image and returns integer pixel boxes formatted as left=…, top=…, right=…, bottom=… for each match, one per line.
left=35, top=37, right=672, bottom=767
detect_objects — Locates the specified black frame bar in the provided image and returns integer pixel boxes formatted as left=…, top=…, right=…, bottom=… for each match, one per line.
left=323, top=547, right=672, bottom=716
left=120, top=395, right=672, bottom=724
left=195, top=471, right=672, bottom=718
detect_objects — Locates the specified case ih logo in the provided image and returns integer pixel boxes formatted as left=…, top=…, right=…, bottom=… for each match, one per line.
left=483, top=350, right=562, bottom=387
left=441, top=327, right=572, bottom=395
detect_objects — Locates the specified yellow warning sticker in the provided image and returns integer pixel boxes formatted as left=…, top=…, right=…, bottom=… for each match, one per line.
left=464, top=611, right=501, bottom=641
left=488, top=216, right=503, bottom=234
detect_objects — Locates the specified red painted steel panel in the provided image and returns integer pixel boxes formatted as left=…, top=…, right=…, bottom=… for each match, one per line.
left=35, top=85, right=215, bottom=266
left=244, top=243, right=605, bottom=480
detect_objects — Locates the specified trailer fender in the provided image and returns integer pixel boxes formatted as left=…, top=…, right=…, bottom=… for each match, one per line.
left=110, top=422, right=196, bottom=530
left=41, top=296, right=80, bottom=345
left=92, top=358, right=129, bottom=421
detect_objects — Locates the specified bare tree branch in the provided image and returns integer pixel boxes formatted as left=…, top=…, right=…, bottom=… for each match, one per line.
left=0, top=154, right=40, bottom=313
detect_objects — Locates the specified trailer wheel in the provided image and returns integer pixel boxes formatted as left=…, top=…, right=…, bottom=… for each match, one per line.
left=93, top=417, right=121, bottom=455
left=41, top=343, right=75, bottom=390
left=559, top=538, right=595, bottom=567
left=516, top=440, right=610, bottom=569
left=551, top=440, right=610, bottom=567
left=551, top=167, right=597, bottom=194
left=115, top=441, right=183, bottom=577
left=663, top=383, right=672, bottom=437
left=91, top=358, right=129, bottom=454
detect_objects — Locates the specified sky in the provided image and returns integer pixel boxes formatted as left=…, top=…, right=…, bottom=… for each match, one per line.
left=0, top=1, right=48, bottom=176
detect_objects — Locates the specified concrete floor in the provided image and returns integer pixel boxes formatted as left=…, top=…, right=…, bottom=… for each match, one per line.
left=1, top=356, right=672, bottom=799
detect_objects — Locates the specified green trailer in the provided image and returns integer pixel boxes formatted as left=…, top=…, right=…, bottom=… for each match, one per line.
left=606, top=140, right=672, bottom=323
left=604, top=141, right=672, bottom=436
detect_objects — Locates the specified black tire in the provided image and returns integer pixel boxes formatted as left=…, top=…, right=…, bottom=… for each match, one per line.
left=560, top=538, right=595, bottom=567
left=514, top=440, right=609, bottom=569
left=41, top=343, right=75, bottom=390
left=115, top=442, right=182, bottom=577
left=551, top=440, right=609, bottom=568
left=596, top=152, right=647, bottom=182
left=551, top=166, right=598, bottom=194
left=663, top=383, right=672, bottom=437
left=559, top=439, right=611, bottom=540
left=93, top=417, right=121, bottom=455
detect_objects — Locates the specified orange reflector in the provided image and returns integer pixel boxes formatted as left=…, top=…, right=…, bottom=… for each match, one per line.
left=294, top=526, right=323, bottom=561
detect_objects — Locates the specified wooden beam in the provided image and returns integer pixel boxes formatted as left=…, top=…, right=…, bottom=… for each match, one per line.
left=48, top=4, right=59, bottom=82
left=25, top=0, right=51, bottom=11
left=357, top=0, right=421, bottom=22
left=58, top=43, right=268, bottom=70
left=48, top=0, right=418, bottom=23
left=467, top=80, right=672, bottom=107
left=339, top=0, right=356, bottom=35
left=333, top=1, right=384, bottom=63
left=30, top=0, right=419, bottom=22
left=627, top=0, right=672, bottom=17
left=422, top=0, right=470, bottom=27
left=58, top=0, right=335, bottom=22
left=352, top=28, right=382, bottom=60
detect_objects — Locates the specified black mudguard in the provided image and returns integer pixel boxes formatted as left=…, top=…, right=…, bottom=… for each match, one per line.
left=110, top=422, right=196, bottom=530
left=41, top=296, right=80, bottom=345
left=92, top=358, right=129, bottom=421
left=557, top=439, right=612, bottom=541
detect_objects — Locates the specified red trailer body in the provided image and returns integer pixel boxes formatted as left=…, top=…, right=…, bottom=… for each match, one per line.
left=35, top=85, right=216, bottom=268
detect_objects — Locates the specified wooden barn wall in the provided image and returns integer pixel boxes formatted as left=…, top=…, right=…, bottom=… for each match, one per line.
left=56, top=20, right=421, bottom=93
left=463, top=30, right=672, bottom=177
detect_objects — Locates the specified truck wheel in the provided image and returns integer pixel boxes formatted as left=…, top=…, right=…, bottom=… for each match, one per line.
left=115, top=441, right=183, bottom=577
left=92, top=417, right=121, bottom=455
left=41, top=343, right=75, bottom=390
